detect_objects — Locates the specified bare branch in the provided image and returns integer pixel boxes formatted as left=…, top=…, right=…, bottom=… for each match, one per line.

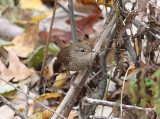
left=84, top=97, right=154, bottom=112
left=0, top=95, right=25, bottom=119
left=39, top=0, right=57, bottom=93
left=68, top=0, right=78, bottom=43
left=25, top=81, right=31, bottom=119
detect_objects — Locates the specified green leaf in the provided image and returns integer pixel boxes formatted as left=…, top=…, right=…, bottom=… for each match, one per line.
left=0, top=39, right=12, bottom=47
left=129, top=78, right=137, bottom=86
left=120, top=76, right=128, bottom=80
left=27, top=43, right=59, bottom=68
left=145, top=77, right=155, bottom=87
left=152, top=70, right=160, bottom=79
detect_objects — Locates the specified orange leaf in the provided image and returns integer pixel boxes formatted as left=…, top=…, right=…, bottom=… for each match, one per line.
left=135, top=39, right=139, bottom=55
left=97, top=0, right=114, bottom=7
left=77, top=0, right=96, bottom=4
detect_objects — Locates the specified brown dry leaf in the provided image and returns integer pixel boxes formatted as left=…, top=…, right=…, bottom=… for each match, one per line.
left=138, top=0, right=148, bottom=12
left=66, top=13, right=100, bottom=35
left=117, top=12, right=137, bottom=45
left=53, top=72, right=69, bottom=88
left=42, top=107, right=56, bottom=119
left=0, top=51, right=35, bottom=82
left=77, top=0, right=96, bottom=4
left=30, top=112, right=42, bottom=119
left=43, top=66, right=51, bottom=80
left=97, top=0, right=114, bottom=7
left=0, top=105, right=15, bottom=119
left=36, top=92, right=62, bottom=101
left=4, top=25, right=39, bottom=58
left=39, top=28, right=72, bottom=44
left=75, top=0, right=101, bottom=15
left=68, top=110, right=78, bottom=119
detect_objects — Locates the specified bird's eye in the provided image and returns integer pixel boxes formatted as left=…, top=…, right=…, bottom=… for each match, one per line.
left=81, top=49, right=85, bottom=52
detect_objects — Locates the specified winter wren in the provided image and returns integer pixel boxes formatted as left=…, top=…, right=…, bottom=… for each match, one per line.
left=57, top=41, right=92, bottom=71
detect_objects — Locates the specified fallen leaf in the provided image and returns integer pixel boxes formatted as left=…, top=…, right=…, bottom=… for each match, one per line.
left=0, top=18, right=24, bottom=41
left=76, top=0, right=101, bottom=14
left=117, top=12, right=137, bottom=45
left=77, top=0, right=96, bottom=4
left=138, top=0, right=148, bottom=12
left=0, top=83, right=18, bottom=95
left=0, top=0, right=14, bottom=8
left=20, top=0, right=43, bottom=11
left=6, top=7, right=31, bottom=26
left=42, top=107, right=56, bottom=119
left=0, top=105, right=15, bottom=119
left=66, top=13, right=100, bottom=35
left=30, top=15, right=47, bottom=24
left=36, top=92, right=62, bottom=101
left=53, top=72, right=69, bottom=88
left=0, top=39, right=12, bottom=46
left=27, top=43, right=59, bottom=68
left=30, top=112, right=42, bottom=119
left=97, top=0, right=114, bottom=7
left=4, top=25, right=39, bottom=58
left=68, top=110, right=78, bottom=119
left=0, top=51, right=35, bottom=82
left=39, top=28, right=72, bottom=44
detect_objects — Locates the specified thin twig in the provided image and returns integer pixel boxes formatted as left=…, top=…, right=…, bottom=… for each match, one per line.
left=57, top=1, right=86, bottom=17
left=57, top=1, right=88, bottom=39
left=39, top=0, right=57, bottom=93
left=93, top=116, right=120, bottom=119
left=0, top=95, right=25, bottom=119
left=156, top=50, right=160, bottom=63
left=68, top=0, right=78, bottom=43
left=84, top=97, right=154, bottom=112
left=120, top=67, right=130, bottom=118
left=0, top=78, right=67, bottom=119
left=57, top=1, right=68, bottom=13
left=25, top=81, right=31, bottom=119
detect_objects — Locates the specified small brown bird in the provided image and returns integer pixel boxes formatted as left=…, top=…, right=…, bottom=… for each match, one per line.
left=57, top=41, right=93, bottom=71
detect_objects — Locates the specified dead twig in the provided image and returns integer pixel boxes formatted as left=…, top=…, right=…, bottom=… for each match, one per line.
left=84, top=97, right=155, bottom=113
left=0, top=78, right=67, bottom=119
left=68, top=0, right=78, bottom=43
left=25, top=81, right=31, bottom=119
left=0, top=95, right=25, bottom=119
left=120, top=67, right=130, bottom=118
left=39, top=0, right=57, bottom=93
